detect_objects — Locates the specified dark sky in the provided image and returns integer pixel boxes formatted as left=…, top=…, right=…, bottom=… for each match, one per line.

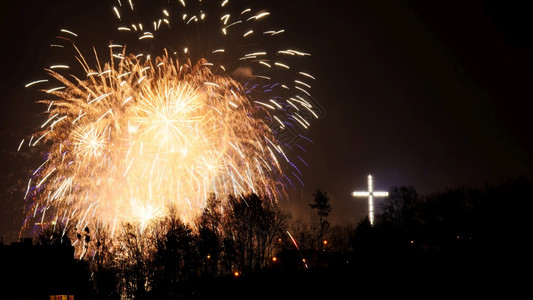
left=280, top=0, right=533, bottom=223
left=1, top=0, right=532, bottom=240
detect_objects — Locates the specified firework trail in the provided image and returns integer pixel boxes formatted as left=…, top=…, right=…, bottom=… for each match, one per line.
left=21, top=0, right=317, bottom=238
left=287, top=230, right=308, bottom=269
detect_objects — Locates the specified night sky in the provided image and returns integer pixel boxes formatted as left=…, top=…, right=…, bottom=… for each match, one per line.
left=1, top=0, right=532, bottom=241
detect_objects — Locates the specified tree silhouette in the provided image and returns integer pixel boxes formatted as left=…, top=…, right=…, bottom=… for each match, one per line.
left=223, top=193, right=288, bottom=274
left=115, top=223, right=152, bottom=299
left=309, top=188, right=331, bottom=252
left=23, top=177, right=532, bottom=298
left=378, top=185, right=421, bottom=243
left=197, top=194, right=223, bottom=278
left=379, top=186, right=419, bottom=227
left=90, top=222, right=119, bottom=300
left=151, top=211, right=198, bottom=298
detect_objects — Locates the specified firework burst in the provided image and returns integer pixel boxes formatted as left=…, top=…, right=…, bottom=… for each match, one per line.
left=22, top=0, right=317, bottom=237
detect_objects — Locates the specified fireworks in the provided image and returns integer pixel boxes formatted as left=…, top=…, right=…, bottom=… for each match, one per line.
left=21, top=0, right=317, bottom=237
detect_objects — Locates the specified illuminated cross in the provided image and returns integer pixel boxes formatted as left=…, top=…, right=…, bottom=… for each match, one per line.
left=351, top=175, right=389, bottom=226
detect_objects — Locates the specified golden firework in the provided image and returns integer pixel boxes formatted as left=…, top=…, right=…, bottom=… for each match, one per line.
left=22, top=0, right=316, bottom=239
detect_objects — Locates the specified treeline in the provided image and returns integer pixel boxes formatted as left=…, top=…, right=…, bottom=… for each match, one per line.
left=33, top=177, right=530, bottom=299
left=355, top=176, right=530, bottom=257
left=38, top=193, right=291, bottom=299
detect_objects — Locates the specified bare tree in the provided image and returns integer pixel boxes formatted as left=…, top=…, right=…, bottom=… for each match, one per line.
left=115, top=223, right=152, bottom=299
left=379, top=186, right=419, bottom=228
left=223, top=194, right=288, bottom=274
left=89, top=222, right=119, bottom=299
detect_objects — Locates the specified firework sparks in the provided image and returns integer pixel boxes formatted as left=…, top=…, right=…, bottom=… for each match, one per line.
left=22, top=0, right=317, bottom=239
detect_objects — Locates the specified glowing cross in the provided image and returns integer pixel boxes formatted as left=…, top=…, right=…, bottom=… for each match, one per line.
left=351, top=175, right=389, bottom=226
